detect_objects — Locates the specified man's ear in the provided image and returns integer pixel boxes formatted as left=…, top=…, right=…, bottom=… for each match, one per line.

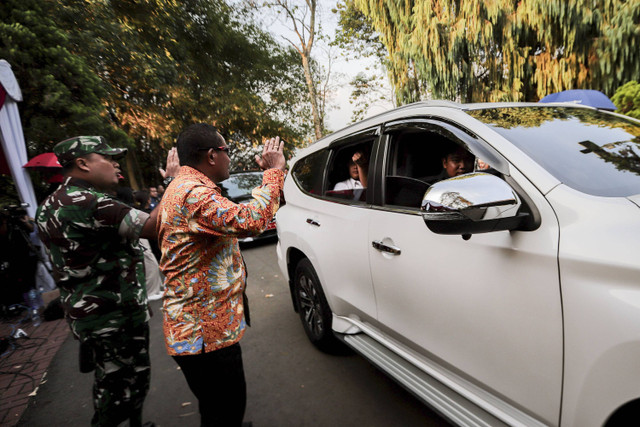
left=207, top=151, right=216, bottom=166
left=75, top=156, right=91, bottom=172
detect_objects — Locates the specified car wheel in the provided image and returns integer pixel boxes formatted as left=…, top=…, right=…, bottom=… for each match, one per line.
left=294, top=258, right=341, bottom=352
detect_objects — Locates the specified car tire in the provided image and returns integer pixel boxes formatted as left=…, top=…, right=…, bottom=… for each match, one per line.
left=294, top=258, right=341, bottom=353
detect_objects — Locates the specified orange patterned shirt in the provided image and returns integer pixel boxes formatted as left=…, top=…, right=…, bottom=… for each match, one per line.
left=157, top=166, right=284, bottom=355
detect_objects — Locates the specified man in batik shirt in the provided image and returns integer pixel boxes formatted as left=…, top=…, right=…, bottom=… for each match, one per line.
left=36, top=136, right=179, bottom=427
left=157, top=123, right=286, bottom=427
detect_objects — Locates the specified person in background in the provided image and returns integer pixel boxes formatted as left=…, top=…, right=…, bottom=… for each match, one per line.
left=116, top=187, right=164, bottom=302
left=149, top=187, right=160, bottom=210
left=133, top=190, right=161, bottom=260
left=333, top=150, right=368, bottom=190
left=148, top=186, right=160, bottom=210
left=134, top=190, right=151, bottom=213
left=424, top=143, right=475, bottom=183
left=0, top=208, right=37, bottom=311
left=157, top=123, right=286, bottom=427
left=36, top=136, right=179, bottom=427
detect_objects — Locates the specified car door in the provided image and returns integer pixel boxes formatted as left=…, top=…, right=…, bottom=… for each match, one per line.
left=288, top=129, right=380, bottom=321
left=366, top=121, right=563, bottom=425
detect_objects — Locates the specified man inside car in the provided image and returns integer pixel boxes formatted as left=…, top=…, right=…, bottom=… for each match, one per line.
left=427, top=143, right=475, bottom=183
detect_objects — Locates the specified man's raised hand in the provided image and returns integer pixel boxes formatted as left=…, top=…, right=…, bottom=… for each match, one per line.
left=159, top=147, right=180, bottom=178
left=255, top=137, right=286, bottom=171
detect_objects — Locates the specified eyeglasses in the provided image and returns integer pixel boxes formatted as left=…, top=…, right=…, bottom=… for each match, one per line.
left=199, top=146, right=230, bottom=155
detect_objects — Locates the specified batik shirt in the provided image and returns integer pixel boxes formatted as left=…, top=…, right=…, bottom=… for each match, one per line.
left=36, top=177, right=150, bottom=340
left=158, top=166, right=284, bottom=356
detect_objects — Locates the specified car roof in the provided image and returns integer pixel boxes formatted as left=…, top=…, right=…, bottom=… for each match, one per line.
left=326, top=100, right=597, bottom=140
left=302, top=100, right=596, bottom=154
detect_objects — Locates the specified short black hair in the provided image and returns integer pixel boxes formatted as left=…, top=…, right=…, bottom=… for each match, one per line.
left=177, top=123, right=225, bottom=167
left=116, top=186, right=135, bottom=207
left=133, top=190, right=149, bottom=210
left=440, top=141, right=470, bottom=159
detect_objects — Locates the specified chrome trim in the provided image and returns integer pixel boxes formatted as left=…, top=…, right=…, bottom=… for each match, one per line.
left=335, top=316, right=547, bottom=427
left=372, top=240, right=402, bottom=255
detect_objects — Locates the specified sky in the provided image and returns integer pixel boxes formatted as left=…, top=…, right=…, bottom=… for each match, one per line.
left=249, top=0, right=394, bottom=133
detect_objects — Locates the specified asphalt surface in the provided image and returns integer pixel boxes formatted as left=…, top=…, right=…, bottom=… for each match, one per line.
left=19, top=239, right=448, bottom=426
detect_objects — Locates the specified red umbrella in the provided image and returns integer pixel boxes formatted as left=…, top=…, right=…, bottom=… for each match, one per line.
left=23, top=152, right=61, bottom=168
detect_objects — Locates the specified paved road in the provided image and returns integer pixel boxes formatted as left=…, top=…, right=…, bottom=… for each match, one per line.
left=19, top=239, right=449, bottom=426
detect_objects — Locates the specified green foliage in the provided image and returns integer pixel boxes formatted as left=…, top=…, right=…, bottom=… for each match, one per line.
left=0, top=0, right=130, bottom=153
left=612, top=81, right=640, bottom=120
left=332, top=0, right=387, bottom=61
left=54, top=0, right=311, bottom=185
left=348, top=72, right=388, bottom=123
left=1, top=0, right=311, bottom=191
left=347, top=0, right=640, bottom=105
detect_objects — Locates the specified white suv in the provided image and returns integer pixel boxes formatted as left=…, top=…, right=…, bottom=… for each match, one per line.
left=276, top=101, right=640, bottom=427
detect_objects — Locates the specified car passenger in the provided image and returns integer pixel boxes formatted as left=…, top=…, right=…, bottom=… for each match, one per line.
left=333, top=151, right=368, bottom=190
left=422, top=144, right=475, bottom=184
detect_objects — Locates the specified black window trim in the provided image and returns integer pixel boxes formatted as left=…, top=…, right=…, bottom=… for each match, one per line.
left=322, top=126, right=381, bottom=205
left=290, top=126, right=382, bottom=206
left=371, top=117, right=510, bottom=211
left=382, top=117, right=510, bottom=177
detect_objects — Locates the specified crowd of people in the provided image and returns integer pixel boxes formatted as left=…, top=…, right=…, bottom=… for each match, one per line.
left=31, top=125, right=284, bottom=427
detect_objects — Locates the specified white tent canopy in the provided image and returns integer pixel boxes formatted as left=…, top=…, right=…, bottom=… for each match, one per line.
left=0, top=59, right=56, bottom=292
left=0, top=59, right=39, bottom=218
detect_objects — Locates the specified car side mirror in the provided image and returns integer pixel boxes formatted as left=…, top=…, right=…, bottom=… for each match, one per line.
left=421, top=172, right=528, bottom=235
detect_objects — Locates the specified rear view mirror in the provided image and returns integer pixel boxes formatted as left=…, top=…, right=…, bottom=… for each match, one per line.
left=421, top=172, right=528, bottom=235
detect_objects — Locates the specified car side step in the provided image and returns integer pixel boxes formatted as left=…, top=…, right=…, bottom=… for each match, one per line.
left=341, top=333, right=508, bottom=427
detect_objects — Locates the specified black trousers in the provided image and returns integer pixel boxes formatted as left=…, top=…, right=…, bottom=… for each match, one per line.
left=172, top=343, right=246, bottom=427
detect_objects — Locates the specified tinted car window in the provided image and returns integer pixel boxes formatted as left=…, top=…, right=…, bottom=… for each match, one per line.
left=324, top=141, right=372, bottom=203
left=469, top=107, right=640, bottom=197
left=219, top=172, right=264, bottom=202
left=292, top=150, right=329, bottom=195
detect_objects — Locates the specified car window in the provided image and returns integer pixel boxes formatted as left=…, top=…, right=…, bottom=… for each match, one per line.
left=291, top=150, right=329, bottom=196
left=383, top=127, right=482, bottom=209
left=468, top=107, right=640, bottom=197
left=218, top=172, right=263, bottom=201
left=324, top=141, right=373, bottom=203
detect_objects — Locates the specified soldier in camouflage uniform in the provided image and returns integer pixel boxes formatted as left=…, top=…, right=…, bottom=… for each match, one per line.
left=36, top=136, right=179, bottom=427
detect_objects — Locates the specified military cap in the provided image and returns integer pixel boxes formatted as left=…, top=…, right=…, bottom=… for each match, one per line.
left=54, top=136, right=127, bottom=166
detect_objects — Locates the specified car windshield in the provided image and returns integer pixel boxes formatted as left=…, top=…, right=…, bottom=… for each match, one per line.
left=219, top=172, right=263, bottom=201
left=468, top=107, right=640, bottom=197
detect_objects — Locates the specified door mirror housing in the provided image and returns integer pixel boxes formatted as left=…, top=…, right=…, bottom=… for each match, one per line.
left=421, top=172, right=528, bottom=235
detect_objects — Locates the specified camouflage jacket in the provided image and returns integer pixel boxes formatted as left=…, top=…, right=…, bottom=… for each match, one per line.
left=36, top=177, right=150, bottom=339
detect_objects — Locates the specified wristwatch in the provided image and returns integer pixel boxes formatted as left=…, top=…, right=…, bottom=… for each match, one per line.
left=163, top=176, right=175, bottom=186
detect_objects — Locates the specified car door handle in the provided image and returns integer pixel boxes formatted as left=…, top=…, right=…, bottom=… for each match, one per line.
left=306, top=218, right=320, bottom=227
left=372, top=240, right=401, bottom=255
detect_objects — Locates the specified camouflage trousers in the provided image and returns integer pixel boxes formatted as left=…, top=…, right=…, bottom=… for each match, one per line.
left=84, top=321, right=150, bottom=427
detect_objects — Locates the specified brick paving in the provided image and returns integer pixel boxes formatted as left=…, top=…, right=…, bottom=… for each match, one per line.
left=0, top=310, right=69, bottom=427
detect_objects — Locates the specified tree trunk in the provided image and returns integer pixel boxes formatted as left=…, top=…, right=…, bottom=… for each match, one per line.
left=301, top=54, right=323, bottom=140
left=123, top=150, right=143, bottom=190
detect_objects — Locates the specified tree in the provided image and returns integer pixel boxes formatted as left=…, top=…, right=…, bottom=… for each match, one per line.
left=2, top=0, right=313, bottom=190
left=612, top=81, right=640, bottom=120
left=55, top=0, right=311, bottom=185
left=344, top=0, right=640, bottom=104
left=0, top=0, right=131, bottom=197
left=334, top=0, right=393, bottom=123
left=0, top=0, right=130, bottom=153
left=348, top=72, right=389, bottom=123
left=333, top=0, right=387, bottom=62
left=253, top=0, right=325, bottom=140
